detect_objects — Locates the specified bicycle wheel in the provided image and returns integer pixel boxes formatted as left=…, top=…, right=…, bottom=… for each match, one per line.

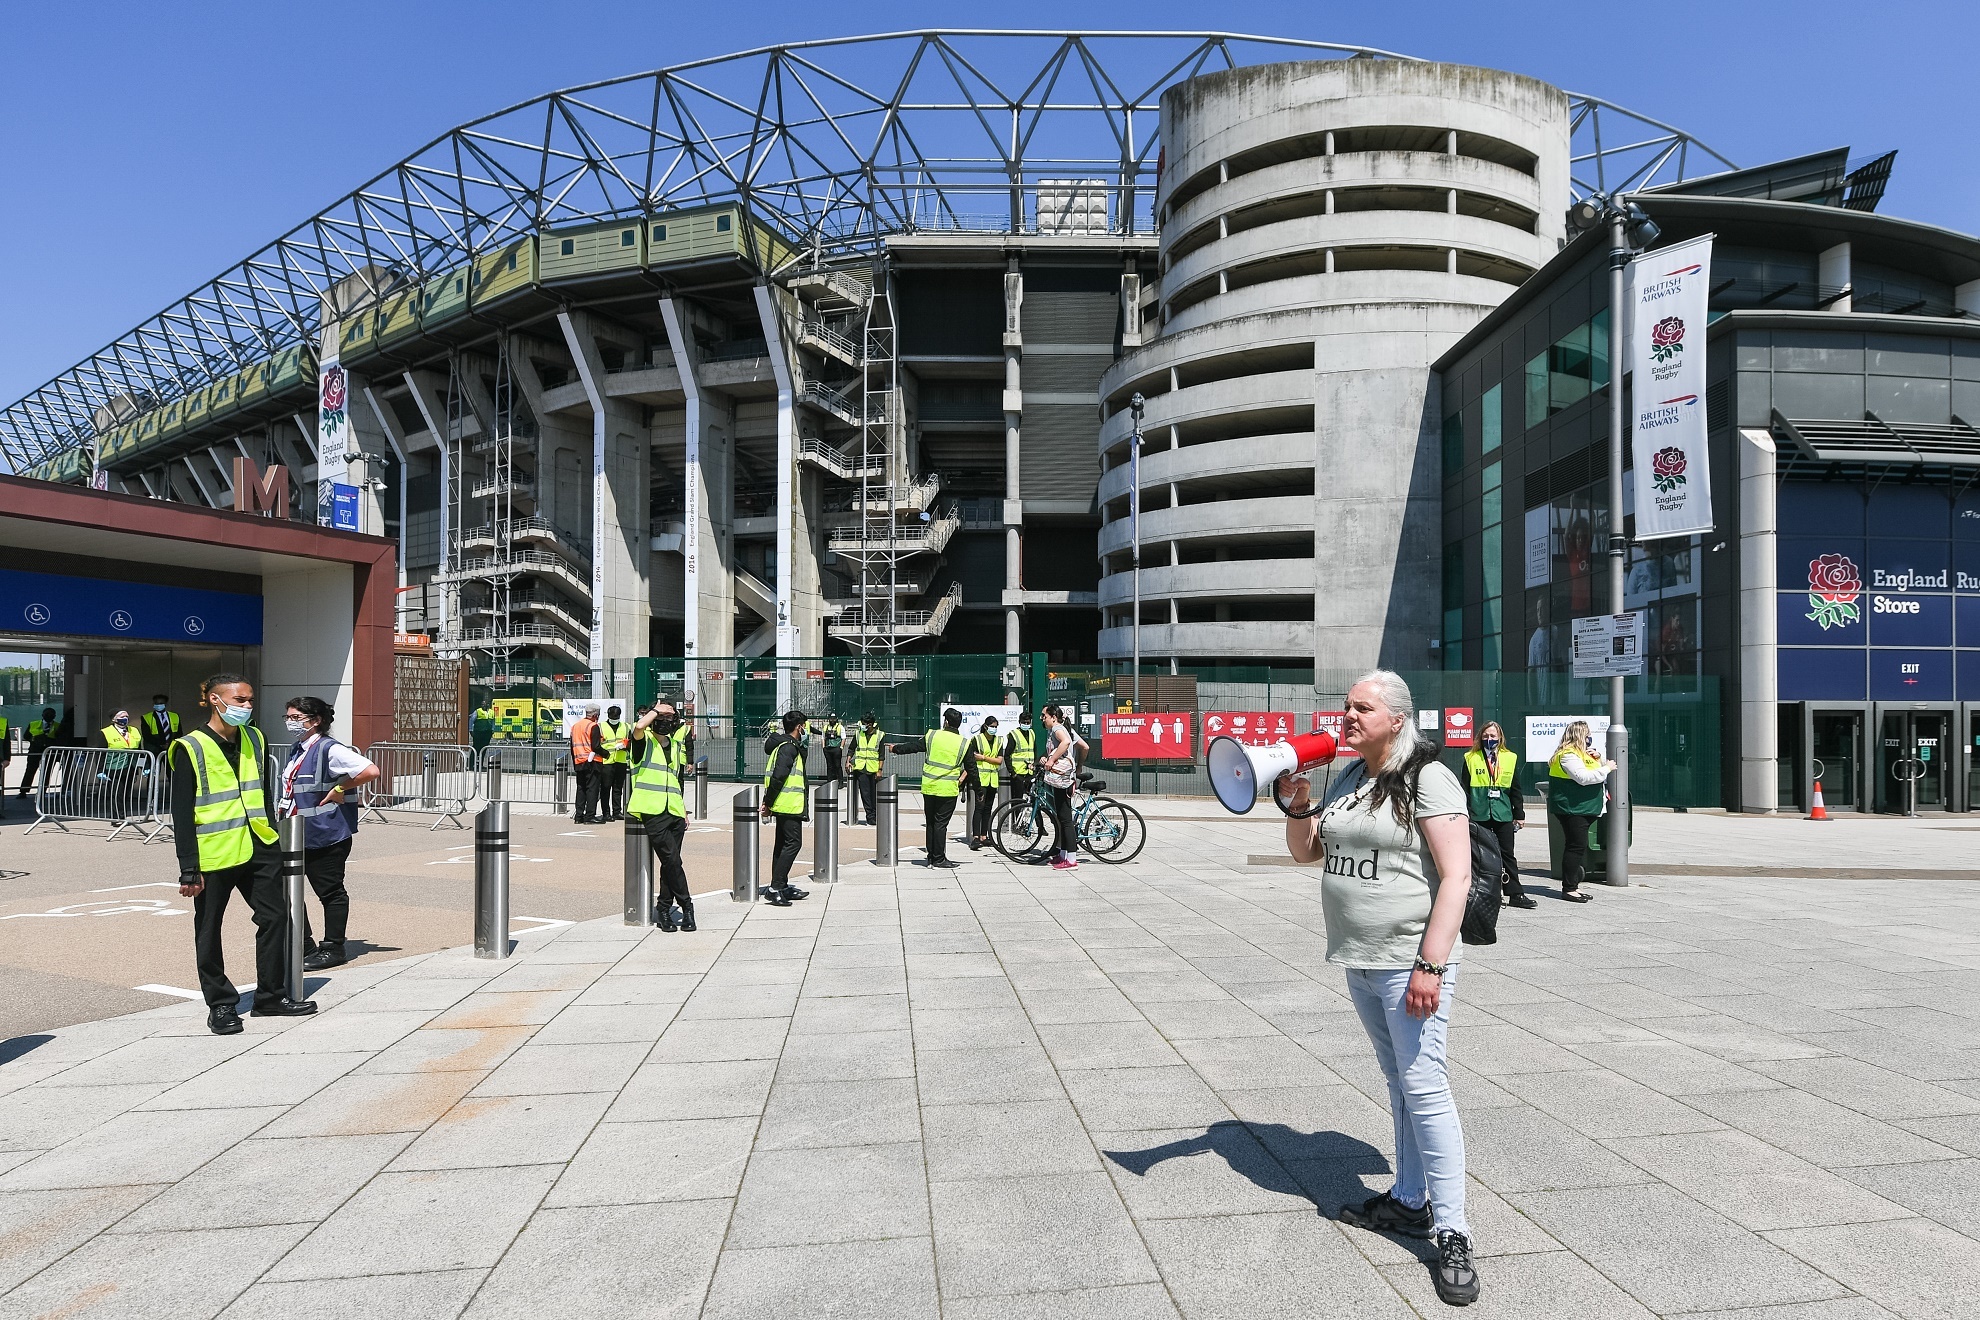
left=1080, top=798, right=1146, bottom=864
left=992, top=797, right=1053, bottom=860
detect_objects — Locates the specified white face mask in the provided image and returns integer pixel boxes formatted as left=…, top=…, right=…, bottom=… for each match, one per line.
left=286, top=717, right=308, bottom=734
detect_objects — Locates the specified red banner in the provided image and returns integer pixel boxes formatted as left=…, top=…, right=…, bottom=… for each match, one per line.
left=1201, top=710, right=1301, bottom=748
left=1310, top=711, right=1360, bottom=757
left=1444, top=707, right=1477, bottom=747
left=1101, top=712, right=1194, bottom=760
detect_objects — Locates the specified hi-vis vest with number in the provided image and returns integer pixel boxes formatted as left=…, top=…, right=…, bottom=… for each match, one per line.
left=626, top=728, right=687, bottom=819
left=1547, top=747, right=1605, bottom=817
left=174, top=726, right=279, bottom=870
left=852, top=726, right=884, bottom=773
left=1006, top=727, right=1035, bottom=775
left=919, top=730, right=964, bottom=797
left=1462, top=747, right=1518, bottom=823
left=972, top=731, right=1001, bottom=787
left=101, top=724, right=143, bottom=756
left=600, top=720, right=632, bottom=765
left=762, top=738, right=807, bottom=815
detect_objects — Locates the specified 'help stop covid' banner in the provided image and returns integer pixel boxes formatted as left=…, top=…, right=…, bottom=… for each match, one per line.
left=1630, top=234, right=1714, bottom=541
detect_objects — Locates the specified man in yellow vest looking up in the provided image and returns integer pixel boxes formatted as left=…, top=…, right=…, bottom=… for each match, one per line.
left=967, top=715, right=1004, bottom=851
left=600, top=704, right=633, bottom=822
left=172, top=674, right=317, bottom=1035
left=626, top=699, right=696, bottom=930
left=888, top=707, right=966, bottom=868
left=758, top=709, right=811, bottom=906
left=848, top=711, right=885, bottom=826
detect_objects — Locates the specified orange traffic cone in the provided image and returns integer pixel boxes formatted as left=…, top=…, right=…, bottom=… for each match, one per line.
left=1808, top=779, right=1829, bottom=821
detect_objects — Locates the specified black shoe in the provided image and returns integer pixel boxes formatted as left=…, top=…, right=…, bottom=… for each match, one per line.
left=762, top=888, right=793, bottom=907
left=1507, top=896, right=1538, bottom=910
left=656, top=905, right=678, bottom=932
left=250, top=996, right=319, bottom=1018
left=1434, top=1230, right=1480, bottom=1306
left=679, top=907, right=696, bottom=933
left=208, top=1005, right=243, bottom=1035
left=931, top=860, right=961, bottom=870
left=302, top=943, right=347, bottom=971
left=1563, top=890, right=1592, bottom=903
left=777, top=885, right=810, bottom=901
left=1338, top=1191, right=1434, bottom=1240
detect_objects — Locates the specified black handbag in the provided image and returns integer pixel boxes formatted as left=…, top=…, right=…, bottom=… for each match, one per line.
left=1460, top=821, right=1502, bottom=947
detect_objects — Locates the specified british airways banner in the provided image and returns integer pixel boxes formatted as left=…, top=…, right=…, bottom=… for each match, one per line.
left=1630, top=234, right=1715, bottom=541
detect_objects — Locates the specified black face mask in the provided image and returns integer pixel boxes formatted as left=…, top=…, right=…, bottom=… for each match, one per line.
left=655, top=714, right=680, bottom=732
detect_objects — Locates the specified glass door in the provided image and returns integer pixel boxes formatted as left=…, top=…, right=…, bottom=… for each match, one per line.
left=1809, top=712, right=1861, bottom=812
left=1877, top=710, right=1955, bottom=813
left=1914, top=713, right=1950, bottom=809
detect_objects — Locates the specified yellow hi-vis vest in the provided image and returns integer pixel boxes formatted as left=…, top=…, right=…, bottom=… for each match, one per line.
left=1007, top=727, right=1035, bottom=775
left=101, top=724, right=142, bottom=752
left=1548, top=747, right=1606, bottom=817
left=972, top=731, right=1002, bottom=787
left=625, top=729, right=686, bottom=818
left=851, top=726, right=884, bottom=773
left=1462, top=747, right=1518, bottom=823
left=763, top=739, right=807, bottom=815
left=174, top=726, right=279, bottom=871
left=143, top=710, right=181, bottom=739
left=919, top=729, right=965, bottom=798
left=601, top=720, right=632, bottom=765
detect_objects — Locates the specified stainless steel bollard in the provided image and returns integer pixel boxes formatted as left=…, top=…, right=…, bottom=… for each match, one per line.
left=624, top=814, right=653, bottom=925
left=484, top=745, right=502, bottom=802
left=813, top=781, right=839, bottom=883
left=553, top=754, right=570, bottom=816
left=279, top=814, right=307, bottom=1001
left=474, top=802, right=512, bottom=958
left=695, top=757, right=709, bottom=821
left=421, top=749, right=438, bottom=808
left=732, top=786, right=760, bottom=903
left=875, top=774, right=898, bottom=867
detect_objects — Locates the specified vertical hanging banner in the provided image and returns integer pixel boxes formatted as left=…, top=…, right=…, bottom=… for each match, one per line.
left=317, top=350, right=351, bottom=528
left=1630, top=234, right=1714, bottom=540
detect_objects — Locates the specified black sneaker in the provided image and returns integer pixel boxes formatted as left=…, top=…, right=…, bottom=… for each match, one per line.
left=303, top=943, right=347, bottom=971
left=655, top=905, right=678, bottom=933
left=1434, top=1230, right=1480, bottom=1307
left=1338, top=1191, right=1433, bottom=1239
left=779, top=885, right=810, bottom=901
left=678, top=907, right=696, bottom=932
left=1507, top=896, right=1538, bottom=910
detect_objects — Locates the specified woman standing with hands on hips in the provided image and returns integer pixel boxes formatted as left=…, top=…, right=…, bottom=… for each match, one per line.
left=1282, top=669, right=1481, bottom=1308
left=278, top=697, right=380, bottom=970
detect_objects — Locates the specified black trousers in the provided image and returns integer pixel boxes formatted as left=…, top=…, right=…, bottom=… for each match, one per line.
left=1554, top=810, right=1593, bottom=893
left=17, top=747, right=48, bottom=795
left=193, top=843, right=288, bottom=1008
left=302, top=837, right=353, bottom=950
left=1009, top=773, right=1032, bottom=813
left=1053, top=784, right=1078, bottom=857
left=1483, top=819, right=1528, bottom=902
left=851, top=771, right=877, bottom=824
left=970, top=781, right=998, bottom=839
left=771, top=812, right=804, bottom=887
left=923, top=793, right=957, bottom=863
left=575, top=762, right=604, bottom=821
left=605, top=763, right=628, bottom=818
left=645, top=813, right=691, bottom=911
left=824, top=747, right=843, bottom=782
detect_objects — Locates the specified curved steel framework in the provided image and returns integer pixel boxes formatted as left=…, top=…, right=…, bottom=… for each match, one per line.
left=0, top=30, right=1735, bottom=473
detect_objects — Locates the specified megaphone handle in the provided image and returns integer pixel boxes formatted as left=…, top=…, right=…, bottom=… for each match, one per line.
left=1273, top=774, right=1323, bottom=819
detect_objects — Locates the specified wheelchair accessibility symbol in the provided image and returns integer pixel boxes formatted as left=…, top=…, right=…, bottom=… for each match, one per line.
left=109, top=610, right=134, bottom=632
left=23, top=602, right=51, bottom=626
left=183, top=616, right=205, bottom=636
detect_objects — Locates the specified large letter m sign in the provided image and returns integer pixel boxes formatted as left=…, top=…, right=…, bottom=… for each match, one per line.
left=232, top=457, right=290, bottom=519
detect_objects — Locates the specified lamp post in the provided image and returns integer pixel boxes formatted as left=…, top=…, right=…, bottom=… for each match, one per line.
left=1571, top=193, right=1660, bottom=888
left=1129, top=392, right=1145, bottom=712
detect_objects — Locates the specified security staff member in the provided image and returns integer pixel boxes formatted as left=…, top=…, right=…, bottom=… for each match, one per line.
left=759, top=710, right=811, bottom=906
left=888, top=708, right=965, bottom=868
left=849, top=712, right=884, bottom=825
left=627, top=700, right=695, bottom=930
left=17, top=707, right=58, bottom=799
left=0, top=710, right=9, bottom=815
left=600, top=704, right=633, bottom=821
left=141, top=694, right=183, bottom=758
left=821, top=715, right=846, bottom=785
left=570, top=704, right=606, bottom=823
left=1006, top=709, right=1036, bottom=809
left=98, top=711, right=146, bottom=822
left=280, top=696, right=382, bottom=970
left=967, top=716, right=1004, bottom=850
left=1464, top=722, right=1535, bottom=910
left=470, top=702, right=496, bottom=753
left=173, top=674, right=317, bottom=1034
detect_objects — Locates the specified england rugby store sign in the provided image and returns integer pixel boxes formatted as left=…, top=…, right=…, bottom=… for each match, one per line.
left=1630, top=235, right=1714, bottom=541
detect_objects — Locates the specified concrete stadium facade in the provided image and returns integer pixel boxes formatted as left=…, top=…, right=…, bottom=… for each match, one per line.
left=1098, top=60, right=1569, bottom=672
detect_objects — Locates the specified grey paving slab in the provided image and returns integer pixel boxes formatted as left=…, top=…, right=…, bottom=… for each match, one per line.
left=916, top=1045, right=1065, bottom=1106
left=265, top=1164, right=559, bottom=1280
left=262, top=1067, right=491, bottom=1137
left=929, top=1171, right=1158, bottom=1299
left=471, top=1041, right=649, bottom=1096
left=0, top=1185, right=162, bottom=1294
left=1686, top=1086, right=1963, bottom=1169
left=545, top=1116, right=757, bottom=1207
left=1753, top=1055, right=1980, bottom=1121
left=357, top=1024, right=538, bottom=1075
left=22, top=1032, right=257, bottom=1089
left=113, top=1132, right=411, bottom=1232
left=728, top=1141, right=930, bottom=1248
left=775, top=1027, right=915, bottom=1082
left=791, top=992, right=911, bottom=1035
left=462, top=1200, right=729, bottom=1320
left=1095, top=1124, right=1315, bottom=1219
left=1059, top=1064, right=1233, bottom=1132
left=938, top=1282, right=1180, bottom=1320
left=573, top=971, right=700, bottom=1006
left=921, top=1099, right=1099, bottom=1182
left=646, top=1015, right=790, bottom=1063
left=134, top=1048, right=371, bottom=1111
left=1606, top=1129, right=1916, bottom=1232
left=0, top=1106, right=286, bottom=1191
left=428, top=989, right=583, bottom=1029
left=1493, top=1067, right=1727, bottom=1140
left=755, top=1077, right=921, bottom=1149
left=215, top=1268, right=487, bottom=1320
left=700, top=1236, right=939, bottom=1320
left=1378, top=1247, right=1658, bottom=1319
left=1568, top=1038, right=1778, bottom=1096
left=254, top=1009, right=437, bottom=1056
left=1840, top=1155, right=1980, bottom=1235
left=1461, top=1104, right=1659, bottom=1194
left=1768, top=1217, right=1980, bottom=1320
left=607, top=1058, right=777, bottom=1122
left=0, top=1222, right=311, bottom=1320
left=1665, top=1302, right=1900, bottom=1320
left=1139, top=1211, right=1416, bottom=1320
left=0, top=1083, right=167, bottom=1153
left=390, top=1091, right=612, bottom=1171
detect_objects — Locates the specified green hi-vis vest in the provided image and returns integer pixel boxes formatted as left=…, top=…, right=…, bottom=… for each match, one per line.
left=1006, top=727, right=1035, bottom=775
left=972, top=731, right=1002, bottom=787
left=1547, top=747, right=1606, bottom=817
left=625, top=729, right=687, bottom=819
left=919, top=730, right=965, bottom=798
left=1462, top=747, right=1518, bottom=823
left=763, top=740, right=807, bottom=815
left=601, top=720, right=633, bottom=765
left=174, top=726, right=279, bottom=871
left=852, top=726, right=884, bottom=773
left=824, top=721, right=844, bottom=749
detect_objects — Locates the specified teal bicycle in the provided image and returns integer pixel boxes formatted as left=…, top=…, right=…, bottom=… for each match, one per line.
left=992, top=773, right=1146, bottom=864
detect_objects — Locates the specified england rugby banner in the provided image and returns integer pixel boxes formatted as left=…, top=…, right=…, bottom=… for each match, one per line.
left=316, top=353, right=352, bottom=528
left=1630, top=234, right=1714, bottom=540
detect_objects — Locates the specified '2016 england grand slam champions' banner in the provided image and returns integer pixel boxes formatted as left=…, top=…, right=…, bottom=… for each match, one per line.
left=1631, top=234, right=1714, bottom=540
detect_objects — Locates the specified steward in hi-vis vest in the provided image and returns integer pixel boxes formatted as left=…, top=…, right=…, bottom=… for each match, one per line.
left=888, top=709, right=967, bottom=868
left=628, top=701, right=699, bottom=931
left=966, top=718, right=1005, bottom=850
left=1465, top=727, right=1533, bottom=909
left=848, top=715, right=885, bottom=826
left=171, top=674, right=317, bottom=1034
left=758, top=711, right=813, bottom=907
left=600, top=706, right=633, bottom=821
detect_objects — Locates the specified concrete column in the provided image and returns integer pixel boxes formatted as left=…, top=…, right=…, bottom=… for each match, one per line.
left=400, top=369, right=453, bottom=642
left=1738, top=428, right=1779, bottom=813
left=559, top=311, right=652, bottom=698
left=340, top=378, right=389, bottom=537
left=1004, top=263, right=1024, bottom=656
left=752, top=285, right=811, bottom=712
left=1819, top=243, right=1852, bottom=313
left=658, top=300, right=703, bottom=663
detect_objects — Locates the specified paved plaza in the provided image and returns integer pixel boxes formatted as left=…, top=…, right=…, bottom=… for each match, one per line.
left=4, top=805, right=1980, bottom=1318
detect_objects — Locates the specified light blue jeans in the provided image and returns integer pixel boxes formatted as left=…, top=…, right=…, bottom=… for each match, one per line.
left=1345, top=965, right=1469, bottom=1238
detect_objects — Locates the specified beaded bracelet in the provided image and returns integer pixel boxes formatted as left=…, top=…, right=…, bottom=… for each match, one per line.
left=1413, top=955, right=1446, bottom=977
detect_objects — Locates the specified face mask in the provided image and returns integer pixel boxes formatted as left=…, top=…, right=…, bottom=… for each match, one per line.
left=114, top=717, right=129, bottom=728
left=154, top=703, right=167, bottom=713
left=218, top=701, right=254, bottom=727
left=1482, top=738, right=1500, bottom=750
left=286, top=718, right=307, bottom=734
left=657, top=714, right=679, bottom=731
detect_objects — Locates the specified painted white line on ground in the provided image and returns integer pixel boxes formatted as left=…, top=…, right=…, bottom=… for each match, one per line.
left=557, top=830, right=597, bottom=837
left=93, top=882, right=182, bottom=892
left=513, top=916, right=575, bottom=934
left=132, top=984, right=204, bottom=1000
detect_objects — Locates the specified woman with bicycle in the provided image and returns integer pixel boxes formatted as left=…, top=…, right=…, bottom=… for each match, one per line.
left=1039, top=705, right=1080, bottom=870
left=1281, top=669, right=1481, bottom=1308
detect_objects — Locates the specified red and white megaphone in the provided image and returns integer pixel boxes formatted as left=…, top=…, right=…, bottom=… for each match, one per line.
left=1207, top=731, right=1338, bottom=817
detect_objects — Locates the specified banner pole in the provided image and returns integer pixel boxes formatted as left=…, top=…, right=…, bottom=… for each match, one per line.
left=1606, top=209, right=1632, bottom=887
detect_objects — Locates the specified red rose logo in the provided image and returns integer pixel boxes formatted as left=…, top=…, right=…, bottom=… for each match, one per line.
left=1805, top=553, right=1861, bottom=631
left=1650, top=316, right=1685, bottom=363
left=321, top=365, right=347, bottom=413
left=1650, top=445, right=1688, bottom=493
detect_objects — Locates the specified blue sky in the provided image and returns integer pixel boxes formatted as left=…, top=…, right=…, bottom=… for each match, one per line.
left=3, top=0, right=1975, bottom=414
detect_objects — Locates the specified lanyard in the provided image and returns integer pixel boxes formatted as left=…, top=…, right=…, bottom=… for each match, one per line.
left=282, top=734, right=321, bottom=811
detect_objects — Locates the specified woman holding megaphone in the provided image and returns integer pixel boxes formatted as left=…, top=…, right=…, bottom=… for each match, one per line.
left=1280, top=669, right=1481, bottom=1308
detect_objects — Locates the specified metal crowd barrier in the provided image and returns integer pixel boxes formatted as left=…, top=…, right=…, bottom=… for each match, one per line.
left=23, top=747, right=170, bottom=843
left=360, top=742, right=474, bottom=830
left=480, top=743, right=574, bottom=816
